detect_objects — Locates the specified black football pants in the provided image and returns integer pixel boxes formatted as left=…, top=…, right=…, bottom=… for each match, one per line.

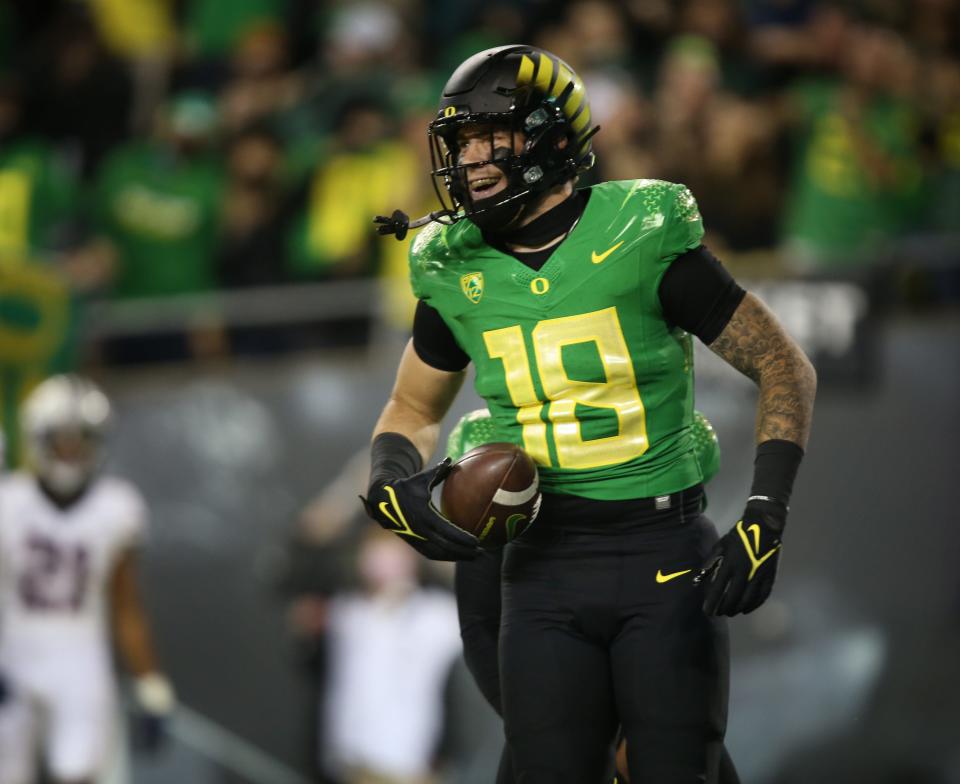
left=457, top=494, right=737, bottom=784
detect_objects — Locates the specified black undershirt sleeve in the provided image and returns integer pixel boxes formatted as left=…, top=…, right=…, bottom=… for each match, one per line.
left=657, top=245, right=746, bottom=344
left=412, top=299, right=471, bottom=371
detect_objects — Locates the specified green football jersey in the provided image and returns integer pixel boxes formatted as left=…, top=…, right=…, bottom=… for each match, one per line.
left=411, top=179, right=706, bottom=500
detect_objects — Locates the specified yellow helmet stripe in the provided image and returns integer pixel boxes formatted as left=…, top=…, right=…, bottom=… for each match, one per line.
left=518, top=53, right=557, bottom=96
left=517, top=51, right=592, bottom=137
left=572, top=106, right=592, bottom=134
left=564, top=80, right=586, bottom=123
left=534, top=53, right=555, bottom=94
left=517, top=54, right=535, bottom=86
left=554, top=63, right=573, bottom=100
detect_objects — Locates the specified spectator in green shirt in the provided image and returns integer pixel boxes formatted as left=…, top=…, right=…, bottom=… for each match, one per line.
left=91, top=92, right=226, bottom=299
left=781, top=22, right=926, bottom=270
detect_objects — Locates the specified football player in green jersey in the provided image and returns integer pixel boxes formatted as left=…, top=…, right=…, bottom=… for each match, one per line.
left=362, top=45, right=816, bottom=784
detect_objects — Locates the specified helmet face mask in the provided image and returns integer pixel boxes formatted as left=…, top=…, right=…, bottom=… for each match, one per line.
left=428, top=45, right=598, bottom=231
left=429, top=119, right=530, bottom=229
left=21, top=375, right=112, bottom=498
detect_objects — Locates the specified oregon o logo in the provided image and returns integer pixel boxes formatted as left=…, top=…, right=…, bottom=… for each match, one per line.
left=530, top=277, right=550, bottom=295
left=444, top=106, right=457, bottom=117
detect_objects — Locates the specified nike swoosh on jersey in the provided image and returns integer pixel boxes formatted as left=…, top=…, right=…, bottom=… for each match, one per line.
left=655, top=568, right=693, bottom=584
left=591, top=240, right=624, bottom=264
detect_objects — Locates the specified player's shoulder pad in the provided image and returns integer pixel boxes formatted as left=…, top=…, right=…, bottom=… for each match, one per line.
left=665, top=182, right=702, bottom=224
left=592, top=179, right=699, bottom=217
left=660, top=181, right=704, bottom=259
left=0, top=471, right=32, bottom=501
left=589, top=180, right=703, bottom=260
left=0, top=471, right=20, bottom=490
left=408, top=218, right=482, bottom=299
left=605, top=179, right=703, bottom=259
left=94, top=475, right=148, bottom=522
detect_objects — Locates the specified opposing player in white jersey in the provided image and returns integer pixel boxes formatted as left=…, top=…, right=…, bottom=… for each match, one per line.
left=0, top=375, right=175, bottom=784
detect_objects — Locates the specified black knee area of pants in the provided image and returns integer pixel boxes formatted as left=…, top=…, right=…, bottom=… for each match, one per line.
left=455, top=550, right=505, bottom=715
left=623, top=727, right=720, bottom=783
left=460, top=622, right=503, bottom=714
left=720, top=745, right=741, bottom=784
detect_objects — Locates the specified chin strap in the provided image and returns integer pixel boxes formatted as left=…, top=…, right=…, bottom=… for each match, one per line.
left=373, top=185, right=534, bottom=241
left=373, top=209, right=457, bottom=241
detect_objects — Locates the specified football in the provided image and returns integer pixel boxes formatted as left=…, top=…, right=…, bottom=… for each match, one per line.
left=440, top=442, right=540, bottom=548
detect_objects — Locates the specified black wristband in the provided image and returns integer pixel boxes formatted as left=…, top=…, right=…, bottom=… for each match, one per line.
left=748, top=439, right=804, bottom=510
left=368, top=432, right=423, bottom=495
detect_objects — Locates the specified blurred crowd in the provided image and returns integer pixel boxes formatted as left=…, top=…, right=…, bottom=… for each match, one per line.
left=1, top=0, right=958, bottom=372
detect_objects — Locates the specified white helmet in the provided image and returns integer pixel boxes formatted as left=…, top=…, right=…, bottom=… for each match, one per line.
left=21, top=375, right=112, bottom=496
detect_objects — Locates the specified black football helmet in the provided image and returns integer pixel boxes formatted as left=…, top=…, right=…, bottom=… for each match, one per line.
left=374, top=45, right=599, bottom=239
left=428, top=45, right=599, bottom=230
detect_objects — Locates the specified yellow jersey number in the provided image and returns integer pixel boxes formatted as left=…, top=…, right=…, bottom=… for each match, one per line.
left=483, top=306, right=648, bottom=470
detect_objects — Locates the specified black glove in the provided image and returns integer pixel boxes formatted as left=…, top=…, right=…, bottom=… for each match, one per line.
left=361, top=458, right=479, bottom=561
left=131, top=711, right=170, bottom=754
left=697, top=499, right=785, bottom=616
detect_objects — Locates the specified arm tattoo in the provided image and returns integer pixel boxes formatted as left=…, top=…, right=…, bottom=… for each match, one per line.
left=708, top=293, right=817, bottom=447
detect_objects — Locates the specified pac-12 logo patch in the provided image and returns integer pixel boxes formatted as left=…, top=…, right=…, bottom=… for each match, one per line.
left=461, top=272, right=484, bottom=303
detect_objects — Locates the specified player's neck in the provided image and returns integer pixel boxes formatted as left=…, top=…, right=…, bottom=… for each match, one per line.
left=506, top=233, right=566, bottom=253
left=517, top=181, right=575, bottom=227
left=497, top=183, right=585, bottom=254
left=37, top=478, right=91, bottom=510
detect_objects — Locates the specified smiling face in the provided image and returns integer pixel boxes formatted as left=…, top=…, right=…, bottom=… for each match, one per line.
left=454, top=123, right=525, bottom=201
